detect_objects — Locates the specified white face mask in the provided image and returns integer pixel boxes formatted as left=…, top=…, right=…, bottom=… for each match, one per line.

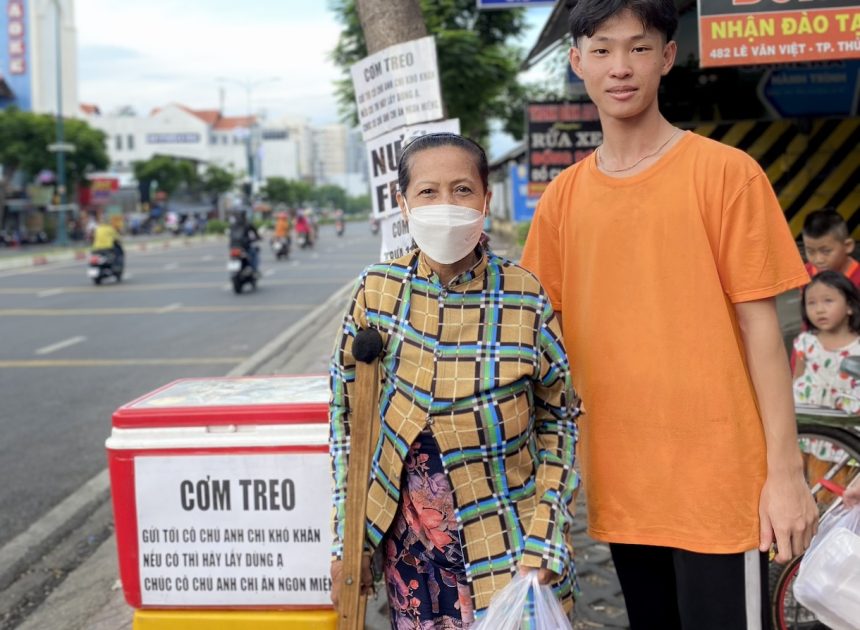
left=405, top=201, right=485, bottom=265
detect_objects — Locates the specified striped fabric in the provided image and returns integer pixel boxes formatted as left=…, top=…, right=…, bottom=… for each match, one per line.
left=329, top=248, right=580, bottom=615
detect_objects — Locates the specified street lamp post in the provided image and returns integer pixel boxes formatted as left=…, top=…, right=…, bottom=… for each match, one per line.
left=216, top=77, right=279, bottom=199
left=51, top=0, right=68, bottom=246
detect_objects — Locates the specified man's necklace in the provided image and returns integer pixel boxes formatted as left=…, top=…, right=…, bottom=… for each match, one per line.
left=596, top=128, right=682, bottom=173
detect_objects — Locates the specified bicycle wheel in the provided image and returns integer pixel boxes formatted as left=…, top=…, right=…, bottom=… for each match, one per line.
left=797, top=425, right=860, bottom=517
left=770, top=425, right=860, bottom=630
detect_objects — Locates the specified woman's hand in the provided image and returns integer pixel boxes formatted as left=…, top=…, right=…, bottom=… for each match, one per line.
left=518, top=565, right=558, bottom=585
left=330, top=556, right=374, bottom=607
left=845, top=475, right=860, bottom=509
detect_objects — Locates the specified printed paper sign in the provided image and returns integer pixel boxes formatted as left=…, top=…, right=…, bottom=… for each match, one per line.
left=135, top=453, right=332, bottom=606
left=367, top=119, right=460, bottom=219
left=380, top=213, right=412, bottom=262
left=351, top=36, right=444, bottom=141
left=698, top=0, right=860, bottom=68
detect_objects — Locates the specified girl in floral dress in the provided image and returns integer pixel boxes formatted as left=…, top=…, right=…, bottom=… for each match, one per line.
left=792, top=270, right=860, bottom=413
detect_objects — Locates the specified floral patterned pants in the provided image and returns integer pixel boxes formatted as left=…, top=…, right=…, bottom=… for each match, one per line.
left=383, top=430, right=475, bottom=629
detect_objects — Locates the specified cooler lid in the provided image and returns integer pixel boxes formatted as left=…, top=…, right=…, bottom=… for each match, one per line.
left=112, top=375, right=331, bottom=429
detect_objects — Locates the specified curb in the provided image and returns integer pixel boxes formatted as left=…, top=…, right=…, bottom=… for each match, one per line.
left=0, top=235, right=225, bottom=272
left=0, top=279, right=353, bottom=598
left=226, top=279, right=354, bottom=377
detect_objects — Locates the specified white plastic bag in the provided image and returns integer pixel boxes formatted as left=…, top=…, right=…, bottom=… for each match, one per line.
left=471, top=570, right=573, bottom=630
left=793, top=504, right=860, bottom=630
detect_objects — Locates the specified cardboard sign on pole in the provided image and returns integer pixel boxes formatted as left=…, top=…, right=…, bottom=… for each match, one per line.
left=351, top=36, right=444, bottom=141
left=367, top=119, right=460, bottom=219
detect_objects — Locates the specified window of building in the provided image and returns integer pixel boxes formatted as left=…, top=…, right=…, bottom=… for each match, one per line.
left=127, top=135, right=134, bottom=150
left=210, top=134, right=217, bottom=145
left=115, top=135, right=122, bottom=151
left=222, top=135, right=228, bottom=145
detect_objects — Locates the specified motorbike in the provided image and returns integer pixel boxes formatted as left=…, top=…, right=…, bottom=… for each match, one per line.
left=228, top=245, right=259, bottom=294
left=335, top=219, right=345, bottom=237
left=370, top=219, right=380, bottom=235
left=271, top=236, right=290, bottom=260
left=297, top=231, right=313, bottom=249
left=88, top=248, right=124, bottom=285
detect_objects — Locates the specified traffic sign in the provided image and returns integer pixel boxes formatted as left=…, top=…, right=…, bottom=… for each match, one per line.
left=47, top=142, right=76, bottom=153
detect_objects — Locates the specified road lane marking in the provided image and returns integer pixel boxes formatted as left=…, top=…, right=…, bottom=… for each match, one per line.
left=164, top=262, right=178, bottom=270
left=0, top=304, right=314, bottom=316
left=35, top=335, right=87, bottom=355
left=158, top=302, right=182, bottom=314
left=37, top=288, right=64, bottom=298
left=0, top=357, right=247, bottom=368
left=201, top=255, right=213, bottom=261
left=264, top=269, right=275, bottom=277
left=0, top=278, right=344, bottom=294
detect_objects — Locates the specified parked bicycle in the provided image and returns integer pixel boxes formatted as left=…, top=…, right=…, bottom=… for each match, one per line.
left=771, top=357, right=860, bottom=630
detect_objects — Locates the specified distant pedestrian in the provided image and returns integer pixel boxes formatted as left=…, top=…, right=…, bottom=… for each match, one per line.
left=802, top=208, right=860, bottom=289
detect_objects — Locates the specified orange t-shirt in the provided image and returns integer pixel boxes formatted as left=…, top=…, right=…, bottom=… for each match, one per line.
left=520, top=132, right=809, bottom=553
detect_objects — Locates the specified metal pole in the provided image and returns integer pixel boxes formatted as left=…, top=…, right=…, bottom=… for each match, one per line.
left=53, top=0, right=68, bottom=246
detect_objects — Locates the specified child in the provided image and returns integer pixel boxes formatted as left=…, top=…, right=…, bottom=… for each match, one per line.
left=793, top=270, right=860, bottom=413
left=802, top=209, right=860, bottom=289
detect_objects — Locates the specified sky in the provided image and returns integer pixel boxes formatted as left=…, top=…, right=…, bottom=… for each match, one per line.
left=75, top=0, right=554, bottom=156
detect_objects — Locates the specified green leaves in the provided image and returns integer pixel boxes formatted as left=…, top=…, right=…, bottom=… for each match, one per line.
left=329, top=0, right=528, bottom=143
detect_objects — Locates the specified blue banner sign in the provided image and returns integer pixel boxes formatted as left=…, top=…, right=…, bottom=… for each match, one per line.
left=477, top=0, right=556, bottom=8
left=0, top=0, right=32, bottom=111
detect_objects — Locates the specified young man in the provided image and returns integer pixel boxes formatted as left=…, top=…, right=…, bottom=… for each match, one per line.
left=802, top=208, right=860, bottom=288
left=520, top=1, right=818, bottom=628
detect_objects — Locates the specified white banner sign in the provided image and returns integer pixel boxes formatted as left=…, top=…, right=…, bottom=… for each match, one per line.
left=135, top=453, right=332, bottom=607
left=367, top=119, right=460, bottom=219
left=351, top=36, right=444, bottom=141
left=380, top=213, right=412, bottom=262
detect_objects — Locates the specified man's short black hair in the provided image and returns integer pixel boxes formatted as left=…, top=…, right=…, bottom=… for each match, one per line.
left=803, top=208, right=849, bottom=240
left=568, top=0, right=678, bottom=44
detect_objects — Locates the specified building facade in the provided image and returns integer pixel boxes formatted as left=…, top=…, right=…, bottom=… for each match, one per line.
left=0, top=0, right=78, bottom=115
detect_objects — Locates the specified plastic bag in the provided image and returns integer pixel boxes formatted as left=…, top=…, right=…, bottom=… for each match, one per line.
left=471, top=570, right=573, bottom=630
left=793, top=504, right=860, bottom=630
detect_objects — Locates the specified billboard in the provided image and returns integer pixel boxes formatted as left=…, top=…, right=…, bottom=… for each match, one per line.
left=0, top=0, right=32, bottom=110
left=698, top=0, right=860, bottom=68
left=527, top=101, right=601, bottom=196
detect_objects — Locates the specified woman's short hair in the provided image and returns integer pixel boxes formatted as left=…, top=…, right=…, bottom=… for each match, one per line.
left=397, top=132, right=489, bottom=196
left=568, top=0, right=678, bottom=44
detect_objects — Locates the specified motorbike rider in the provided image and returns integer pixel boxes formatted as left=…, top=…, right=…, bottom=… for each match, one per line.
left=91, top=216, right=124, bottom=266
left=274, top=211, right=290, bottom=242
left=229, top=210, right=261, bottom=272
left=294, top=211, right=312, bottom=247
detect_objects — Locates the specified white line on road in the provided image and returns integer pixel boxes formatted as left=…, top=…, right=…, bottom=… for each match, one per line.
left=158, top=302, right=182, bottom=314
left=37, top=288, right=64, bottom=298
left=264, top=269, right=275, bottom=277
left=35, top=335, right=86, bottom=356
left=163, top=263, right=178, bottom=270
left=123, top=272, right=133, bottom=280
left=201, top=255, right=213, bottom=261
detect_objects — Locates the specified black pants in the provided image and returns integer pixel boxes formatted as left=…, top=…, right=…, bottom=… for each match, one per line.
left=610, top=543, right=769, bottom=630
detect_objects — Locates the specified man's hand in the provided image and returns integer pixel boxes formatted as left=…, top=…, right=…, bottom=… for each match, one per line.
left=759, top=471, right=818, bottom=563
left=330, top=556, right=374, bottom=607
left=518, top=565, right=558, bottom=585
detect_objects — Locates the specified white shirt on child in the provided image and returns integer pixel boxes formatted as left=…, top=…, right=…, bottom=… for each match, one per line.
left=793, top=331, right=860, bottom=413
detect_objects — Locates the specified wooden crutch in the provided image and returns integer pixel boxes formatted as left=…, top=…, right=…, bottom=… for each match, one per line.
left=338, top=328, right=383, bottom=630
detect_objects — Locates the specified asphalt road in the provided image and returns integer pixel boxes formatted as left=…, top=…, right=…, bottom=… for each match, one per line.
left=0, top=224, right=379, bottom=548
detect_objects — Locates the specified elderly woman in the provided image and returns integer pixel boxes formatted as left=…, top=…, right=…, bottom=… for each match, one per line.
left=329, top=133, right=579, bottom=627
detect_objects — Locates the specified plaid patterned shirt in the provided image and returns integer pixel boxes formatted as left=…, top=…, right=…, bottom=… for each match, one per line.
left=329, top=248, right=580, bottom=614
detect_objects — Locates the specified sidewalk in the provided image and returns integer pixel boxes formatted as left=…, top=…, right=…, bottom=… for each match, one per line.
left=8, top=225, right=804, bottom=630
left=0, top=233, right=224, bottom=272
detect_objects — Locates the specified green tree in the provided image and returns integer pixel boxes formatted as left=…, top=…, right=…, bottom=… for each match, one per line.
left=345, top=193, right=371, bottom=215
left=0, top=108, right=108, bottom=188
left=261, top=177, right=314, bottom=207
left=330, top=0, right=527, bottom=142
left=201, top=164, right=235, bottom=197
left=132, top=156, right=196, bottom=196
left=313, top=184, right=348, bottom=210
